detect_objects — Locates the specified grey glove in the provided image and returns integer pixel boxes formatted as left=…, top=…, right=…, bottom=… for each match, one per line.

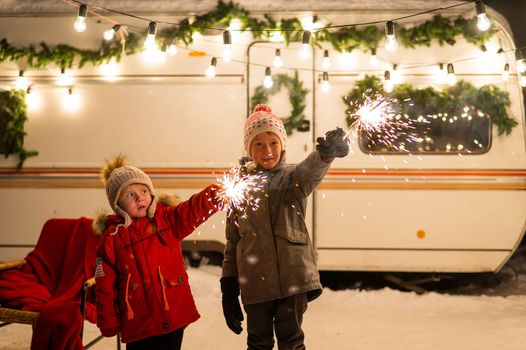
left=316, top=127, right=350, bottom=159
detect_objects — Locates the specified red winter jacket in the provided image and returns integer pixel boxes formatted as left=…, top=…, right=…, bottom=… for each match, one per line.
left=95, top=185, right=220, bottom=343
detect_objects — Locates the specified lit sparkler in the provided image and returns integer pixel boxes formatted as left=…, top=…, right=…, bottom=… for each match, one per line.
left=346, top=93, right=418, bottom=151
left=216, top=166, right=265, bottom=215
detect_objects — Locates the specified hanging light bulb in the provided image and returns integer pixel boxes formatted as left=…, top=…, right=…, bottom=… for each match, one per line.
left=263, top=67, right=273, bottom=89
left=520, top=74, right=526, bottom=87
left=516, top=50, right=526, bottom=73
left=57, top=67, right=74, bottom=86
left=144, top=22, right=158, bottom=51
left=434, top=63, right=447, bottom=85
left=103, top=24, right=121, bottom=41
left=299, top=31, right=311, bottom=60
left=15, top=70, right=29, bottom=90
left=480, top=44, right=488, bottom=56
left=322, top=50, right=331, bottom=69
left=369, top=48, right=379, bottom=66
left=205, top=57, right=217, bottom=78
left=270, top=29, right=284, bottom=43
left=64, top=87, right=81, bottom=112
left=391, top=64, right=402, bottom=84
left=502, top=63, right=510, bottom=81
left=321, top=72, right=330, bottom=93
left=25, top=86, right=42, bottom=111
left=273, top=49, right=283, bottom=68
left=166, top=42, right=178, bottom=56
left=384, top=21, right=399, bottom=52
left=222, top=31, right=232, bottom=63
left=475, top=0, right=491, bottom=32
left=383, top=70, right=394, bottom=93
left=74, top=4, right=87, bottom=32
left=447, top=63, right=457, bottom=86
left=100, top=59, right=120, bottom=81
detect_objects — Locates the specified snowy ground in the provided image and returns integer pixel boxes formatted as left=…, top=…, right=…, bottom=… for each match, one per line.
left=2, top=249, right=526, bottom=350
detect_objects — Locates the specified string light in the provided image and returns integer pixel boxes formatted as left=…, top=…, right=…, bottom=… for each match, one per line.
left=103, top=24, right=121, bottom=41
left=273, top=49, right=283, bottom=68
left=384, top=21, right=399, bottom=52
left=434, top=63, right=447, bottom=85
left=205, top=57, right=217, bottom=78
left=57, top=67, right=74, bottom=86
left=321, top=72, right=330, bottom=93
left=383, top=70, right=394, bottom=93
left=520, top=73, right=526, bottom=87
left=516, top=50, right=526, bottom=73
left=322, top=50, right=331, bottom=69
left=263, top=67, right=273, bottom=88
left=299, top=31, right=311, bottom=60
left=447, top=63, right=457, bottom=85
left=369, top=48, right=378, bottom=67
left=63, top=87, right=80, bottom=112
left=74, top=4, right=87, bottom=33
left=475, top=0, right=491, bottom=32
left=222, top=31, right=232, bottom=63
left=502, top=63, right=510, bottom=81
left=99, top=59, right=120, bottom=81
left=144, top=21, right=158, bottom=51
left=15, top=70, right=29, bottom=90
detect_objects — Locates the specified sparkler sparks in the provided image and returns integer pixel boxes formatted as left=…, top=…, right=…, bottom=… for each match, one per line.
left=216, top=166, right=265, bottom=215
left=347, top=93, right=418, bottom=151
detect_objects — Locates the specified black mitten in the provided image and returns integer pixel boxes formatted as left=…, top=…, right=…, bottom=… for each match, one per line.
left=316, top=127, right=350, bottom=159
left=220, top=277, right=244, bottom=335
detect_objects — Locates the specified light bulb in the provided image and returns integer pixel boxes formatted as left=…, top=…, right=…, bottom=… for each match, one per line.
left=321, top=72, right=330, bottom=93
left=144, top=22, right=158, bottom=51
left=15, top=70, right=29, bottom=90
left=270, top=31, right=284, bottom=42
left=26, top=87, right=42, bottom=111
left=263, top=67, right=273, bottom=89
left=322, top=50, right=331, bottom=69
left=205, top=57, right=217, bottom=79
left=100, top=60, right=120, bottom=81
left=273, top=49, right=283, bottom=68
left=520, top=75, right=526, bottom=87
left=502, top=63, right=510, bottom=81
left=299, top=31, right=311, bottom=60
left=475, top=1, right=491, bottom=31
left=516, top=51, right=526, bottom=73
left=103, top=25, right=120, bottom=41
left=222, top=31, right=232, bottom=63
left=434, top=64, right=447, bottom=85
left=447, top=63, right=457, bottom=86
left=57, top=68, right=74, bottom=86
left=383, top=71, right=393, bottom=93
left=74, top=4, right=87, bottom=32
left=63, top=87, right=80, bottom=112
left=384, top=21, right=398, bottom=52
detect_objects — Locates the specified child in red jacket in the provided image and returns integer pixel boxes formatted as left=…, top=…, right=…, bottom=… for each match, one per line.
left=94, top=155, right=222, bottom=349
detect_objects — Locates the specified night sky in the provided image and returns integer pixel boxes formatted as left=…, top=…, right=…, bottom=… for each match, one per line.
left=485, top=0, right=526, bottom=49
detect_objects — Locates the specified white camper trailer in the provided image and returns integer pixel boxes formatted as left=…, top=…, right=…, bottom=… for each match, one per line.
left=0, top=1, right=524, bottom=273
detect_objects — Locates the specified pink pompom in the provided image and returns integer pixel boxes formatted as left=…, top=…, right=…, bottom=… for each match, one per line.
left=253, top=104, right=272, bottom=113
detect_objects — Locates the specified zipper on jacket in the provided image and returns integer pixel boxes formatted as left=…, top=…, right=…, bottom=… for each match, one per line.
left=125, top=273, right=134, bottom=320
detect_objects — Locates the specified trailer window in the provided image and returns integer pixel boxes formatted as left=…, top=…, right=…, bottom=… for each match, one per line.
left=359, top=111, right=491, bottom=154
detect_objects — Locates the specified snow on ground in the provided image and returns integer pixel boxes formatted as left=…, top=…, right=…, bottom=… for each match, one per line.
left=2, top=252, right=526, bottom=350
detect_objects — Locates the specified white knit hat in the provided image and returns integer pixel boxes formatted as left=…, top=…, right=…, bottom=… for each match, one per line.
left=244, top=104, right=287, bottom=156
left=102, top=156, right=157, bottom=227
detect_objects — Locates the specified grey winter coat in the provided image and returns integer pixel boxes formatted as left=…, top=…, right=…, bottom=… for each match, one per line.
left=221, top=151, right=331, bottom=305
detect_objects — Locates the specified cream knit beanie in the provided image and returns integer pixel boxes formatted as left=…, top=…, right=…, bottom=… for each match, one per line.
left=101, top=156, right=157, bottom=227
left=243, top=104, right=287, bottom=156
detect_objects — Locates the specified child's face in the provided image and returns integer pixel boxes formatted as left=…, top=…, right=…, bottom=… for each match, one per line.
left=117, top=183, right=153, bottom=219
left=250, top=132, right=282, bottom=169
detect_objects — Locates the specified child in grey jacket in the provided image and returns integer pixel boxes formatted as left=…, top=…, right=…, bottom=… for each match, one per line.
left=221, top=104, right=349, bottom=350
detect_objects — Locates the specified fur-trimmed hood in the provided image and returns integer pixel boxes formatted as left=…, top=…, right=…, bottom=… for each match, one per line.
left=92, top=192, right=181, bottom=235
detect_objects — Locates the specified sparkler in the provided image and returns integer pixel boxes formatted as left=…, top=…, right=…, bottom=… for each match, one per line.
left=216, top=166, right=265, bottom=216
left=346, top=93, right=418, bottom=151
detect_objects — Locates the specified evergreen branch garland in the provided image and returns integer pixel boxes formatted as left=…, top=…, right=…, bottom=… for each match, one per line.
left=0, top=90, right=38, bottom=169
left=0, top=0, right=496, bottom=68
left=342, top=75, right=516, bottom=136
left=251, top=71, right=309, bottom=135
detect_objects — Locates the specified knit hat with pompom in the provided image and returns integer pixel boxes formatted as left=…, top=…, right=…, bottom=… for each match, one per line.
left=243, top=104, right=287, bottom=156
left=101, top=155, right=157, bottom=227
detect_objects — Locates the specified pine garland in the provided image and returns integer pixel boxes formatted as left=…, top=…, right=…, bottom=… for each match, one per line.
left=0, top=90, right=38, bottom=169
left=251, top=71, right=309, bottom=134
left=342, top=75, right=516, bottom=136
left=0, top=1, right=496, bottom=68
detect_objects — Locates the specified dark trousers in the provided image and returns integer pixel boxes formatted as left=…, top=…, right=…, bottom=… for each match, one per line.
left=243, top=293, right=308, bottom=350
left=126, top=327, right=184, bottom=350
